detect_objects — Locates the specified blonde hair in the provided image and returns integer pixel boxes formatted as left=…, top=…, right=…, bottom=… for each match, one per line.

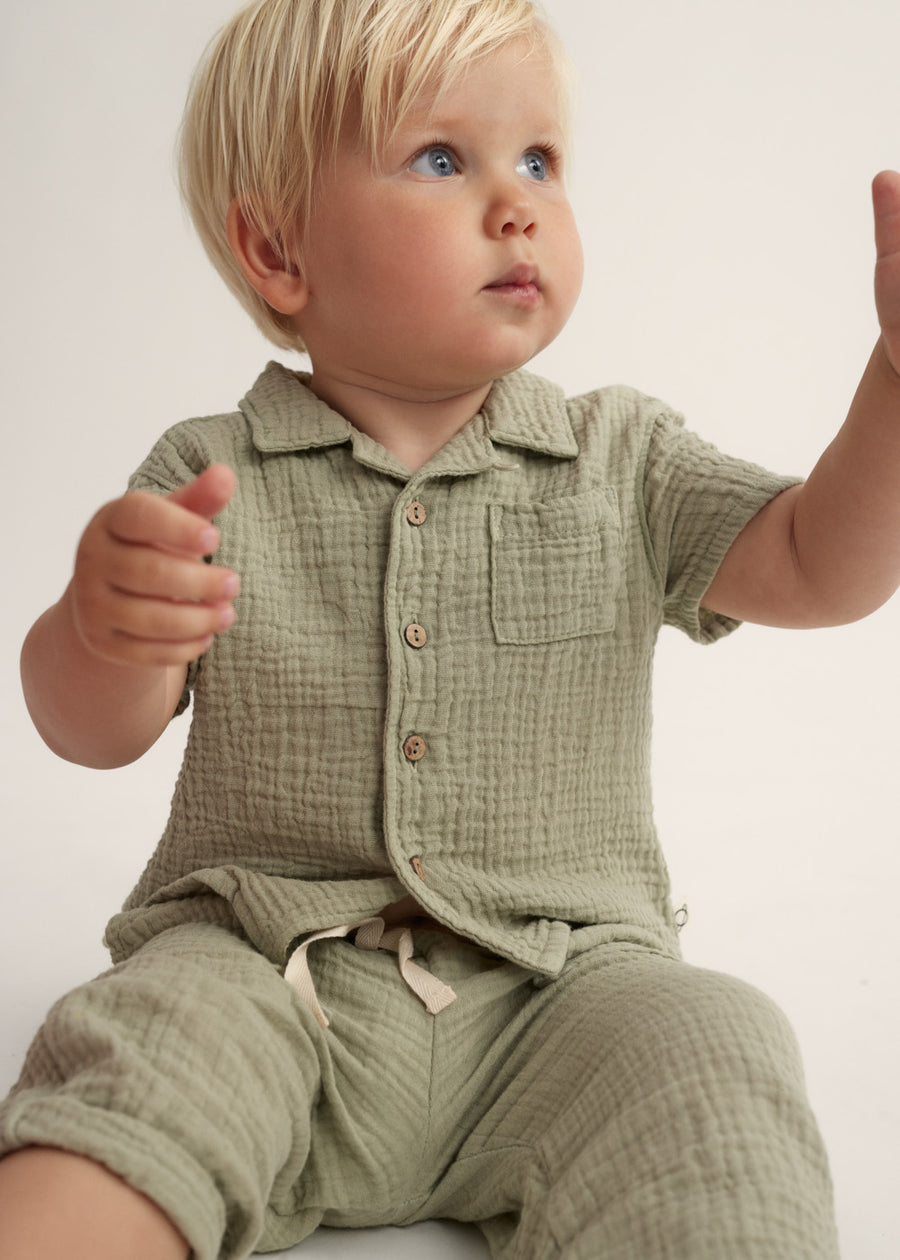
left=178, top=0, right=572, bottom=352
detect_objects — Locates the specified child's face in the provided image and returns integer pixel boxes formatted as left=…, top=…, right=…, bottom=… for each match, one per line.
left=292, top=38, right=583, bottom=400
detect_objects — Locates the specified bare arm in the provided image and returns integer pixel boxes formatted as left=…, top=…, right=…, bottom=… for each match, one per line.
left=21, top=464, right=239, bottom=768
left=704, top=171, right=900, bottom=628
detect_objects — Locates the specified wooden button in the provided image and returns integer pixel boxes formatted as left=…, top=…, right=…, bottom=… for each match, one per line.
left=410, top=856, right=426, bottom=881
left=403, top=735, right=427, bottom=762
left=406, top=500, right=427, bottom=526
left=404, top=623, right=428, bottom=649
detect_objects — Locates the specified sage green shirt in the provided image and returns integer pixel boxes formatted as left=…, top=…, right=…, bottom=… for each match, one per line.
left=105, top=364, right=796, bottom=975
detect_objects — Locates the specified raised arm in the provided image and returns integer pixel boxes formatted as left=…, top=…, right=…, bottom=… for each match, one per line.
left=21, top=464, right=239, bottom=769
left=703, top=170, right=900, bottom=628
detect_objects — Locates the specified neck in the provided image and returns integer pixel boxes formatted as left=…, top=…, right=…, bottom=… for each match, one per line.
left=308, top=371, right=494, bottom=474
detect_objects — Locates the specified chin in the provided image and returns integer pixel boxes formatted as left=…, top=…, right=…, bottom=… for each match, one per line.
left=464, top=342, right=551, bottom=383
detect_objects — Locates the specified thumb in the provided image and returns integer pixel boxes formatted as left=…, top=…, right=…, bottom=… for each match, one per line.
left=873, top=169, right=900, bottom=257
left=167, top=464, right=237, bottom=523
left=873, top=170, right=900, bottom=376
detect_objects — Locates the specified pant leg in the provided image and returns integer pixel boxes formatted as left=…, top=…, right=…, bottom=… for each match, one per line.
left=429, top=946, right=839, bottom=1260
left=0, top=923, right=532, bottom=1259
left=2, top=927, right=839, bottom=1259
left=0, top=923, right=333, bottom=1259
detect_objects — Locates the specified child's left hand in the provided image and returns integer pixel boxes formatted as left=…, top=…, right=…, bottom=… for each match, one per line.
left=873, top=169, right=900, bottom=377
left=703, top=168, right=900, bottom=629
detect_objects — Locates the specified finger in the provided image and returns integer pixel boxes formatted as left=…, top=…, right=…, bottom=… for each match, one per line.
left=105, top=545, right=240, bottom=605
left=117, top=639, right=216, bottom=669
left=873, top=171, right=900, bottom=371
left=70, top=570, right=237, bottom=666
left=102, top=492, right=223, bottom=558
left=91, top=628, right=220, bottom=671
left=873, top=170, right=900, bottom=260
left=101, top=590, right=236, bottom=651
left=167, top=464, right=237, bottom=523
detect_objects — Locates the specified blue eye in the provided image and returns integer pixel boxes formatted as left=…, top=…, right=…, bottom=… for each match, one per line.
left=410, top=145, right=458, bottom=177
left=517, top=150, right=549, bottom=181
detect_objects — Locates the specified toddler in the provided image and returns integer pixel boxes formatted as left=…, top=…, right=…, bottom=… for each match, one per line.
left=3, top=0, right=900, bottom=1257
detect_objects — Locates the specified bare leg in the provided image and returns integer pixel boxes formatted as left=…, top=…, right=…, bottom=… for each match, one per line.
left=0, top=1147, right=190, bottom=1260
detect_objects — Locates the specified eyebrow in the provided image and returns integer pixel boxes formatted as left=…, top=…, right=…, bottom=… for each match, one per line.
left=396, top=106, right=566, bottom=142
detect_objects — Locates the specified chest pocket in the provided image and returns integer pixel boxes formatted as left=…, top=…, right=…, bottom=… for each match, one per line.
left=489, top=488, right=623, bottom=644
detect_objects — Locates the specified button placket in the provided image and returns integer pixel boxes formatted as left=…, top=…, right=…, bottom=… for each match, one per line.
left=386, top=486, right=439, bottom=895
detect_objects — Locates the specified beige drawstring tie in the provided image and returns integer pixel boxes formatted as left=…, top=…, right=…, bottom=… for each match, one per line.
left=284, top=917, right=458, bottom=1029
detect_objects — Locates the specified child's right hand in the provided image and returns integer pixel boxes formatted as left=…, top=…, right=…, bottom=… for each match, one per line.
left=68, top=463, right=239, bottom=669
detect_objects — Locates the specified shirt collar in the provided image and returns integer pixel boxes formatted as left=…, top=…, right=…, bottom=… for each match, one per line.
left=240, top=362, right=352, bottom=453
left=482, top=370, right=579, bottom=459
left=240, top=361, right=579, bottom=464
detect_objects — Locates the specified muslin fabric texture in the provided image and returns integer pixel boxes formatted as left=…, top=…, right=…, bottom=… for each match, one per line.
left=1, top=927, right=837, bottom=1258
left=0, top=366, right=838, bottom=1257
left=102, top=364, right=798, bottom=974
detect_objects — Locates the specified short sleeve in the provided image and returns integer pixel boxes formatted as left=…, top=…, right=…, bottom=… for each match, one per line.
left=128, top=429, right=206, bottom=497
left=641, top=409, right=800, bottom=644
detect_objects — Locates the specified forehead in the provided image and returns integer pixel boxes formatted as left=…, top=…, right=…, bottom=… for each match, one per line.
left=395, top=39, right=568, bottom=139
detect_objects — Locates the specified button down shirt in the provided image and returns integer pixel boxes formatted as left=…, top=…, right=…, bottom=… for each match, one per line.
left=105, top=364, right=796, bottom=975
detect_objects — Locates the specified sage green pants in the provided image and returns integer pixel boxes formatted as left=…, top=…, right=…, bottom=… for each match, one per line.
left=0, top=923, right=839, bottom=1259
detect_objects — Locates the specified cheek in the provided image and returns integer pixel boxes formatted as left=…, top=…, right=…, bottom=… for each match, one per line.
left=383, top=212, right=448, bottom=268
left=568, top=235, right=585, bottom=305
left=344, top=219, right=439, bottom=300
left=375, top=228, right=464, bottom=319
left=555, top=214, right=585, bottom=310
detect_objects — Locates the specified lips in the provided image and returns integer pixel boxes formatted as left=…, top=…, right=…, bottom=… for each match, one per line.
left=483, top=263, right=542, bottom=310
left=486, top=263, right=539, bottom=291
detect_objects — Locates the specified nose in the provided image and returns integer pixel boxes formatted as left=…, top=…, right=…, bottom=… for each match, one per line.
left=484, top=182, right=536, bottom=239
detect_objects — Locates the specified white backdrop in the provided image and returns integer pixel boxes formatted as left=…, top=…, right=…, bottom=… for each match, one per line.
left=1, top=1, right=897, bottom=1256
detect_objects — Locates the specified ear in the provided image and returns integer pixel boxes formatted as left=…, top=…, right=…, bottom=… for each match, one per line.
left=225, top=199, right=309, bottom=316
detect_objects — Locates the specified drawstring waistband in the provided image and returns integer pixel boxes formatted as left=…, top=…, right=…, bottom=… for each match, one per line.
left=284, top=916, right=458, bottom=1029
